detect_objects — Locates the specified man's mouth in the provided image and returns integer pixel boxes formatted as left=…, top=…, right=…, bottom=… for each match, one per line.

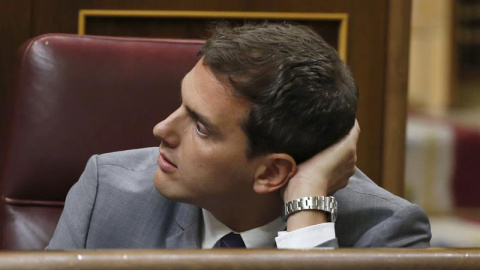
left=157, top=152, right=178, bottom=173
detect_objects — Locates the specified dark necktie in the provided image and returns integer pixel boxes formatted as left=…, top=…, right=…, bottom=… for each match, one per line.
left=217, top=232, right=246, bottom=248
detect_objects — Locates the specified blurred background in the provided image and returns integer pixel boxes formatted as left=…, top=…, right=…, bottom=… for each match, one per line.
left=406, top=0, right=480, bottom=247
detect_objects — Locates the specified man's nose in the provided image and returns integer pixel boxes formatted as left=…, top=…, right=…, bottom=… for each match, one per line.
left=153, top=107, right=182, bottom=148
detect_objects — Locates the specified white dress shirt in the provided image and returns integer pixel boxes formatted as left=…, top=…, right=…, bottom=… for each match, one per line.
left=201, top=209, right=336, bottom=249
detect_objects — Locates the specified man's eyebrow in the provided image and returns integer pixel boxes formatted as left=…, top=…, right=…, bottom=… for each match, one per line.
left=184, top=105, right=220, bottom=133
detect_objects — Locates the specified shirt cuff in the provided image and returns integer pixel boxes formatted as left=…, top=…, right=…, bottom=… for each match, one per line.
left=275, top=222, right=336, bottom=249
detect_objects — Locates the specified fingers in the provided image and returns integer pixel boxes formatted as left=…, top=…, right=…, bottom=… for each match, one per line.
left=336, top=119, right=360, bottom=159
left=327, top=121, right=359, bottom=194
left=329, top=119, right=360, bottom=152
left=347, top=119, right=361, bottom=143
left=350, top=119, right=360, bottom=164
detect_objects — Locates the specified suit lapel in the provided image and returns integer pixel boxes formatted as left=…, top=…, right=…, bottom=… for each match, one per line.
left=165, top=203, right=203, bottom=248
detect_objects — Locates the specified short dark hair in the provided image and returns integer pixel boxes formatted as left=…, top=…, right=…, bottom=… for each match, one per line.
left=200, top=22, right=358, bottom=163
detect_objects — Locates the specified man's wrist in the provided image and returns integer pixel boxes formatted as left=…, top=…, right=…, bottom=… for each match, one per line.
left=286, top=210, right=328, bottom=232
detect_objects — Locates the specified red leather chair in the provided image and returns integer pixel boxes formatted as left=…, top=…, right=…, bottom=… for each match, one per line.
left=0, top=34, right=203, bottom=250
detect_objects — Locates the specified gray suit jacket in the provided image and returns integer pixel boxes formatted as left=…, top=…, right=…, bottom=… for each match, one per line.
left=47, top=148, right=431, bottom=249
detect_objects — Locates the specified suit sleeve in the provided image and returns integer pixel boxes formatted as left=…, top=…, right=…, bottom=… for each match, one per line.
left=46, top=155, right=99, bottom=249
left=357, top=204, right=432, bottom=247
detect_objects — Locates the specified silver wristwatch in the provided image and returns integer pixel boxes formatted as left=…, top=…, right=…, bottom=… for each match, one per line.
left=282, top=196, right=338, bottom=222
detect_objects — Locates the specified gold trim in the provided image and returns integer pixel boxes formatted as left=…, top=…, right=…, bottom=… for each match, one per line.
left=78, top=10, right=348, bottom=60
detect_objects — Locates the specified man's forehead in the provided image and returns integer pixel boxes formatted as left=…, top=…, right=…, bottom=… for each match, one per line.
left=183, top=60, right=244, bottom=104
left=180, top=61, right=250, bottom=127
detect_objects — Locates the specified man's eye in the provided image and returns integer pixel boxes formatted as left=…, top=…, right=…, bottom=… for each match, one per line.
left=195, top=122, right=208, bottom=137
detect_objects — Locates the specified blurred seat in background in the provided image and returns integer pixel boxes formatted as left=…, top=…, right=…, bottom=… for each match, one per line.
left=405, top=113, right=480, bottom=247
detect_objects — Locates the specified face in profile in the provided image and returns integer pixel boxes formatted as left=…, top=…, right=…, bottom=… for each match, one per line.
left=152, top=58, right=264, bottom=210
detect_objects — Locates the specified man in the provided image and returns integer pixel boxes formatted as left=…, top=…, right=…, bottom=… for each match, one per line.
left=47, top=23, right=431, bottom=249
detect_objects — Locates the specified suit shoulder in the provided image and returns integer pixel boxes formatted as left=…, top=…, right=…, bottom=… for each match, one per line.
left=338, top=168, right=411, bottom=209
left=96, top=147, right=158, bottom=172
left=335, top=169, right=431, bottom=247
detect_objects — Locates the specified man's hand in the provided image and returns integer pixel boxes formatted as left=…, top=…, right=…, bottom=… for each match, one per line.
left=281, top=120, right=360, bottom=230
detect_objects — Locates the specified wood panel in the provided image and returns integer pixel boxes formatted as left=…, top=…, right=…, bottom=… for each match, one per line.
left=85, top=17, right=339, bottom=42
left=81, top=13, right=342, bottom=58
left=1, top=0, right=408, bottom=193
left=382, top=0, right=412, bottom=195
left=0, top=0, right=32, bottom=135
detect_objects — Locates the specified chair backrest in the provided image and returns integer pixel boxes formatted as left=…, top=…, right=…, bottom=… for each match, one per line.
left=0, top=34, right=203, bottom=250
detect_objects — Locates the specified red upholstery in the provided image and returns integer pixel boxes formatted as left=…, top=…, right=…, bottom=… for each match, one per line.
left=0, top=34, right=203, bottom=250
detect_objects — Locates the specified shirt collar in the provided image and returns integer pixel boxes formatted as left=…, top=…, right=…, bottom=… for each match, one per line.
left=201, top=208, right=285, bottom=249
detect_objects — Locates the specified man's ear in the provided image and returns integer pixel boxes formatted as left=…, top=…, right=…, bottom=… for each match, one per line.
left=253, top=153, right=297, bottom=194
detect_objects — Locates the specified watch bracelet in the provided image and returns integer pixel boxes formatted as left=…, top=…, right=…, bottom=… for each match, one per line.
left=282, top=196, right=337, bottom=222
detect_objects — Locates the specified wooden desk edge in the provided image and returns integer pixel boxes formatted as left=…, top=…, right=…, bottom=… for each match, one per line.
left=0, top=249, right=479, bottom=270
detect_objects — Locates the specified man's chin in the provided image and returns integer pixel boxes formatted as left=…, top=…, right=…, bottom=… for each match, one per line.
left=154, top=169, right=172, bottom=196
left=153, top=169, right=191, bottom=204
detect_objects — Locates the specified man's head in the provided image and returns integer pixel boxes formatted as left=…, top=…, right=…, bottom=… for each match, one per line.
left=153, top=23, right=358, bottom=223
left=200, top=23, right=358, bottom=163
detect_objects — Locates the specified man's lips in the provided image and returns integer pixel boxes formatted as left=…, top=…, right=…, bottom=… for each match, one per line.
left=157, top=152, right=178, bottom=173
left=162, top=153, right=177, bottom=166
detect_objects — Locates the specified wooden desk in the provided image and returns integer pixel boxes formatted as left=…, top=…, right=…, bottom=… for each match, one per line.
left=0, top=249, right=479, bottom=270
